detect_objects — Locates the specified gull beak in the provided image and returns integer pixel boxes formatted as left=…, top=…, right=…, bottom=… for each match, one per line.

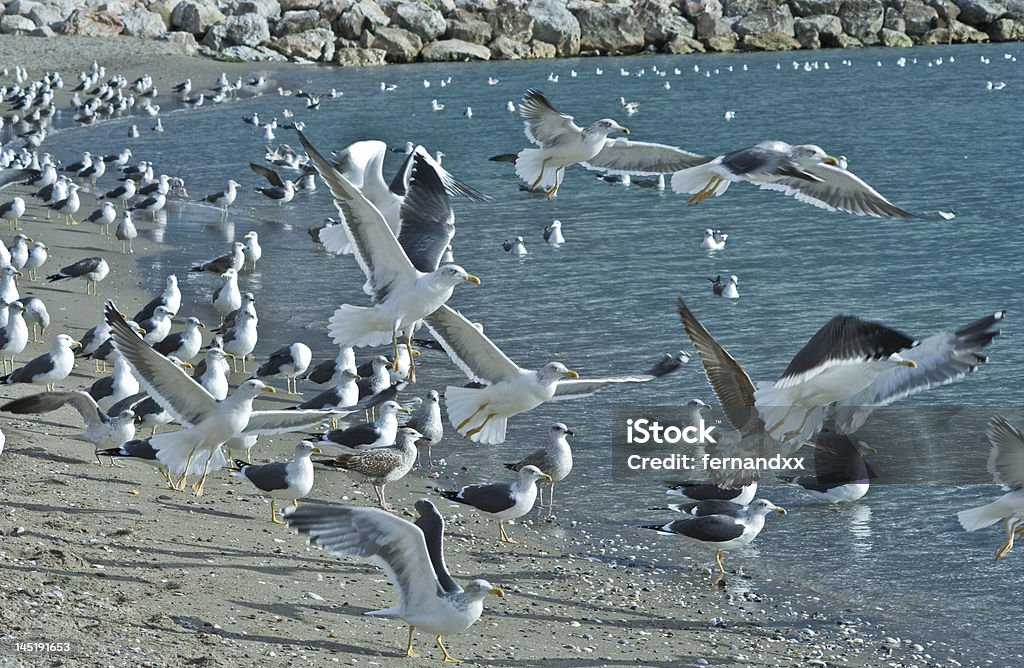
left=489, top=587, right=505, bottom=597
left=540, top=473, right=553, bottom=483
left=178, top=361, right=193, bottom=369
left=13, top=270, right=22, bottom=277
left=775, top=507, right=788, bottom=515
left=902, top=360, right=918, bottom=368
left=135, top=327, right=145, bottom=334
left=618, top=125, right=630, bottom=134
left=562, top=370, right=579, bottom=379
left=167, top=311, right=177, bottom=317
left=399, top=406, right=412, bottom=414
left=410, top=349, right=420, bottom=357
left=311, top=447, right=322, bottom=454
left=71, top=340, right=83, bottom=349
left=25, top=237, right=32, bottom=243
left=198, top=322, right=206, bottom=329
left=224, top=353, right=236, bottom=360
left=353, top=374, right=362, bottom=380
left=566, top=429, right=575, bottom=436
left=822, top=155, right=840, bottom=166
left=466, top=275, right=481, bottom=285
left=262, top=386, right=277, bottom=394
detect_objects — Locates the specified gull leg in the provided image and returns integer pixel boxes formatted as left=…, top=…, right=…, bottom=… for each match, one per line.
left=378, top=484, right=393, bottom=512
left=456, top=405, right=486, bottom=431
left=270, top=499, right=285, bottom=525
left=996, top=518, right=1019, bottom=559
left=546, top=167, right=565, bottom=199
left=292, top=499, right=299, bottom=508
left=161, top=468, right=174, bottom=488
left=529, top=159, right=549, bottom=192
left=714, top=550, right=727, bottom=574
left=193, top=453, right=214, bottom=496
left=405, top=331, right=416, bottom=384
left=436, top=636, right=460, bottom=663
left=465, top=413, right=496, bottom=438
left=548, top=483, right=556, bottom=517
left=405, top=626, right=419, bottom=658
left=175, top=449, right=196, bottom=491
left=391, top=329, right=400, bottom=371
left=498, top=520, right=518, bottom=544
left=687, top=177, right=717, bottom=205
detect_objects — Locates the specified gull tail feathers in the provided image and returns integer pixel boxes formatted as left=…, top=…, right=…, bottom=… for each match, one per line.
left=328, top=304, right=394, bottom=348
left=515, top=148, right=557, bottom=192
left=444, top=385, right=507, bottom=445
left=319, top=220, right=353, bottom=256
left=670, top=164, right=731, bottom=197
left=957, top=501, right=1005, bottom=532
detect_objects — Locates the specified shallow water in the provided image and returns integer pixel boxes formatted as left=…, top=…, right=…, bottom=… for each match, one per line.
left=39, top=43, right=1024, bottom=664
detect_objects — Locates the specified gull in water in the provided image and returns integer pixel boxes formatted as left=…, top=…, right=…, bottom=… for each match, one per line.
left=284, top=499, right=504, bottom=662
left=502, top=235, right=527, bottom=256
left=543, top=220, right=565, bottom=245
left=708, top=274, right=739, bottom=298
left=958, top=416, right=1024, bottom=558
left=701, top=228, right=727, bottom=250
left=670, top=140, right=955, bottom=218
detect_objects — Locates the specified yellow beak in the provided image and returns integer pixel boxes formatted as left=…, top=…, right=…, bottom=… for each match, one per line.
left=775, top=507, right=788, bottom=515
left=311, top=447, right=322, bottom=454
left=466, top=275, right=481, bottom=285
left=822, top=155, right=840, bottom=166
left=902, top=360, right=918, bottom=368
left=489, top=587, right=505, bottom=597
left=562, top=370, right=579, bottom=379
left=71, top=340, right=83, bottom=349
left=262, top=386, right=276, bottom=394
left=539, top=473, right=553, bottom=483
left=224, top=352, right=236, bottom=360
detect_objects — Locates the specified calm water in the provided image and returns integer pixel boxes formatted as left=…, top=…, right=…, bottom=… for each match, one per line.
left=44, top=44, right=1023, bottom=663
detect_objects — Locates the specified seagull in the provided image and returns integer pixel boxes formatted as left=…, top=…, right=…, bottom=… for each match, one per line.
left=284, top=500, right=504, bottom=663
left=242, top=231, right=261, bottom=271
left=502, top=236, right=527, bottom=256
left=50, top=183, right=81, bottom=225
left=20, top=296, right=49, bottom=343
left=664, top=481, right=757, bottom=505
left=138, top=305, right=175, bottom=345
left=958, top=417, right=1024, bottom=558
left=134, top=274, right=180, bottom=323
left=302, top=346, right=356, bottom=386
left=232, top=441, right=322, bottom=523
left=644, top=499, right=786, bottom=573
left=203, top=179, right=240, bottom=211
left=2, top=390, right=139, bottom=462
left=0, top=265, right=20, bottom=304
left=543, top=220, right=564, bottom=245
left=670, top=140, right=955, bottom=218
left=221, top=307, right=258, bottom=373
left=212, top=268, right=242, bottom=319
left=288, top=369, right=360, bottom=424
left=405, top=389, right=443, bottom=470
left=0, top=300, right=28, bottom=372
left=153, top=316, right=205, bottom=361
left=424, top=304, right=679, bottom=444
left=9, top=234, right=30, bottom=270
left=504, top=423, right=574, bottom=516
left=251, top=163, right=296, bottom=203
left=103, top=302, right=341, bottom=494
left=253, top=342, right=312, bottom=395
left=298, top=132, right=480, bottom=379
left=1, top=333, right=81, bottom=391
left=47, top=257, right=110, bottom=296
left=708, top=274, right=739, bottom=298
left=440, top=465, right=552, bottom=543
left=701, top=228, right=727, bottom=250
left=0, top=196, right=25, bottom=230
left=315, top=426, right=420, bottom=510
left=190, top=242, right=245, bottom=274
left=677, top=297, right=1003, bottom=484
left=780, top=430, right=873, bottom=503
left=316, top=400, right=406, bottom=448
left=115, top=211, right=137, bottom=253
left=88, top=352, right=139, bottom=410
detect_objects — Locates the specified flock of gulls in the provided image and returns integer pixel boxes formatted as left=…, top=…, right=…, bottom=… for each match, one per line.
left=0, top=57, right=1016, bottom=661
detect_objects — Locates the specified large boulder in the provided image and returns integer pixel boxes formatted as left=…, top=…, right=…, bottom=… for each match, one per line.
left=269, top=27, right=335, bottom=60
left=281, top=0, right=320, bottom=9
left=488, top=2, right=534, bottom=42
left=161, top=30, right=200, bottom=54
left=334, top=0, right=389, bottom=40
left=170, top=1, right=224, bottom=34
left=273, top=9, right=328, bottom=36
left=947, top=15, right=991, bottom=36
left=1002, top=0, right=1024, bottom=17
left=27, top=4, right=63, bottom=28
left=392, top=1, right=447, bottom=41
left=663, top=34, right=706, bottom=51
left=333, top=45, right=388, bottom=65
left=927, top=0, right=961, bottom=21
left=487, top=34, right=532, bottom=58
left=571, top=1, right=645, bottom=54
left=839, top=0, right=884, bottom=41
left=0, top=15, right=36, bottom=33
left=420, top=38, right=491, bottom=60
left=236, top=0, right=282, bottom=20
left=954, top=0, right=1007, bottom=23
left=361, top=25, right=422, bottom=61
left=635, top=0, right=696, bottom=44
left=742, top=30, right=802, bottom=48
left=59, top=9, right=124, bottom=36
left=220, top=44, right=288, bottom=60
left=884, top=6, right=906, bottom=31
left=528, top=0, right=581, bottom=55
left=120, top=9, right=168, bottom=38
left=447, top=11, right=492, bottom=44
left=682, top=0, right=722, bottom=19
left=989, top=15, right=1024, bottom=36
left=880, top=26, right=915, bottom=43
left=704, top=31, right=738, bottom=50
left=795, top=13, right=843, bottom=45
left=724, top=0, right=779, bottom=15
left=734, top=5, right=795, bottom=36
left=901, top=0, right=939, bottom=34
left=224, top=13, right=271, bottom=46
left=696, top=12, right=736, bottom=37
left=790, top=0, right=843, bottom=16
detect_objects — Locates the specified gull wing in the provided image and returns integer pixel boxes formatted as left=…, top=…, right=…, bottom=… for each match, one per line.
left=987, top=416, right=1024, bottom=490
left=553, top=369, right=676, bottom=400
left=242, top=409, right=338, bottom=436
left=1, top=390, right=108, bottom=429
left=414, top=499, right=461, bottom=594
left=285, top=504, right=446, bottom=608
left=397, top=149, right=455, bottom=273
left=249, top=162, right=286, bottom=188
left=582, top=138, right=710, bottom=175
left=104, top=301, right=217, bottom=425
left=298, top=129, right=418, bottom=303
left=676, top=297, right=760, bottom=434
left=520, top=89, right=583, bottom=148
left=423, top=305, right=522, bottom=385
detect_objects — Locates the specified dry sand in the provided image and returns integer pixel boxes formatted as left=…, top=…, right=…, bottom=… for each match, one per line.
left=0, top=36, right=930, bottom=668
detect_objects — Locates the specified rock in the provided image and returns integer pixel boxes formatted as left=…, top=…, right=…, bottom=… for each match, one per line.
left=571, top=1, right=645, bottom=54
left=392, top=1, right=447, bottom=41
left=948, top=15, right=991, bottom=37
left=28, top=24, right=56, bottom=37
left=273, top=9, right=327, bottom=36
left=7, top=0, right=40, bottom=16
left=318, top=0, right=349, bottom=21
left=989, top=15, right=1024, bottom=36
left=120, top=8, right=168, bottom=38
left=281, top=0, right=320, bottom=9
left=220, top=44, right=288, bottom=60
left=835, top=32, right=865, bottom=44
left=447, top=11, right=492, bottom=44
left=488, top=2, right=534, bottom=42
left=27, top=4, right=62, bottom=27
left=269, top=27, right=335, bottom=60
left=724, top=0, right=779, bottom=15
left=796, top=12, right=845, bottom=43
left=59, top=9, right=124, bottom=37
left=734, top=5, right=795, bottom=36
left=795, top=24, right=821, bottom=45
left=634, top=0, right=694, bottom=45
left=202, top=22, right=227, bottom=49
left=147, top=1, right=180, bottom=26
left=790, top=0, right=842, bottom=16
left=682, top=0, right=722, bottom=19
left=696, top=13, right=736, bottom=38
left=487, top=34, right=532, bottom=58
left=420, top=37, right=491, bottom=60
left=741, top=30, right=802, bottom=48
left=1003, top=0, right=1024, bottom=17
left=529, top=0, right=581, bottom=55
left=170, top=2, right=224, bottom=34
left=839, top=0, right=884, bottom=41
left=361, top=25, right=422, bottom=61
left=0, top=15, right=36, bottom=33
left=879, top=26, right=914, bottom=43
left=334, top=0, right=389, bottom=40
left=224, top=13, right=271, bottom=47
left=901, top=1, right=939, bottom=34
left=954, top=0, right=1007, bottom=23
left=333, top=45, right=387, bottom=65
left=663, top=34, right=706, bottom=52
left=704, top=31, right=738, bottom=50
left=927, top=0, right=961, bottom=21
left=884, top=6, right=906, bottom=30
left=160, top=30, right=200, bottom=54
left=236, top=0, right=282, bottom=20
left=529, top=39, right=558, bottom=57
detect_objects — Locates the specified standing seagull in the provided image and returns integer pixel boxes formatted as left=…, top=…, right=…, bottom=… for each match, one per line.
left=316, top=400, right=405, bottom=448
left=958, top=416, right=1024, bottom=559
left=253, top=342, right=312, bottom=395
left=232, top=440, right=321, bottom=524
left=504, top=423, right=574, bottom=516
left=190, top=242, right=245, bottom=274
left=153, top=316, right=205, bottom=361
left=203, top=179, right=240, bottom=211
left=21, top=296, right=49, bottom=344
left=134, top=275, right=180, bottom=323
left=46, top=257, right=110, bottom=295
left=23, top=242, right=48, bottom=281
left=315, top=427, right=420, bottom=511
left=242, top=231, right=262, bottom=272
left=284, top=501, right=504, bottom=663
left=0, top=301, right=28, bottom=373
left=115, top=211, right=137, bottom=254
left=212, top=268, right=242, bottom=319
left=440, top=465, right=552, bottom=543
left=406, top=389, right=443, bottom=470
left=1, top=334, right=81, bottom=391
left=0, top=196, right=25, bottom=230
left=50, top=183, right=81, bottom=225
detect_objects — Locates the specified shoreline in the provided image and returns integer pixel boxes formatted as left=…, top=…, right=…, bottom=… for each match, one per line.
left=0, top=32, right=994, bottom=668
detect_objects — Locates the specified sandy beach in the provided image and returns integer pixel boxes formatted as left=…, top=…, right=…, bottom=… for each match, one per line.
left=0, top=36, right=946, bottom=668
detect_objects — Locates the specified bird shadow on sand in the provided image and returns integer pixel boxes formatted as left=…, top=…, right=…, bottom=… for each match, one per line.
left=12, top=445, right=91, bottom=465
left=5, top=499, right=143, bottom=516
left=143, top=613, right=370, bottom=655
left=155, top=501, right=255, bottom=521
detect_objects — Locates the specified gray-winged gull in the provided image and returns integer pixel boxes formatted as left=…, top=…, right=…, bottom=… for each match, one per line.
left=665, top=481, right=757, bottom=505
left=504, top=423, right=574, bottom=515
left=701, top=228, right=727, bottom=250
left=644, top=498, right=786, bottom=573
left=440, top=465, right=552, bottom=544
left=958, top=416, right=1024, bottom=559
left=670, top=140, right=955, bottom=218
left=405, top=389, right=443, bottom=470
left=46, top=257, right=109, bottom=295
left=153, top=316, right=205, bottom=361
left=708, top=275, right=739, bottom=299
left=502, top=236, right=527, bottom=256
left=115, top=211, right=137, bottom=254
left=1, top=333, right=80, bottom=390
left=88, top=352, right=139, bottom=410
left=316, top=399, right=405, bottom=448
left=21, top=296, right=49, bottom=343
left=9, top=234, right=30, bottom=268
left=284, top=499, right=503, bottom=662
left=0, top=265, right=19, bottom=304
left=203, top=179, right=240, bottom=211
left=49, top=183, right=81, bottom=225
left=85, top=201, right=116, bottom=234
left=134, top=275, right=181, bottom=323
left=315, top=426, right=420, bottom=510
left=253, top=342, right=312, bottom=395
left=190, top=242, right=245, bottom=274
left=0, top=300, right=28, bottom=372
left=232, top=440, right=322, bottom=523
left=138, top=305, right=175, bottom=345
left=0, top=196, right=25, bottom=230
left=24, top=242, right=48, bottom=281
left=543, top=220, right=564, bottom=245
left=212, top=268, right=241, bottom=319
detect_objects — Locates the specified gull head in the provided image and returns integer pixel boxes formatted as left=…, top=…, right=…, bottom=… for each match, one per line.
left=686, top=399, right=708, bottom=410
left=186, top=316, right=205, bottom=329
left=749, top=499, right=787, bottom=516
left=790, top=144, right=839, bottom=167
left=887, top=352, right=917, bottom=369
left=220, top=268, right=238, bottom=281
left=464, top=579, right=505, bottom=600
left=435, top=264, right=480, bottom=286
left=426, top=389, right=440, bottom=403
left=397, top=426, right=423, bottom=442
left=591, top=118, right=629, bottom=136
left=538, top=362, right=578, bottom=384
left=295, top=440, right=321, bottom=456
left=517, top=464, right=554, bottom=484
left=238, top=379, right=275, bottom=397
left=166, top=275, right=178, bottom=288
left=116, top=409, right=136, bottom=421
left=551, top=422, right=574, bottom=438
left=380, top=400, right=409, bottom=416
left=54, top=334, right=82, bottom=350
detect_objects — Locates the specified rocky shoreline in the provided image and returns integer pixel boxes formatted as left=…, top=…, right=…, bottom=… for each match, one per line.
left=0, top=0, right=1022, bottom=67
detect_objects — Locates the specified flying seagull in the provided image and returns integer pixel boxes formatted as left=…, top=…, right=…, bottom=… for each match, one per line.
left=958, top=416, right=1024, bottom=559
left=284, top=500, right=504, bottom=662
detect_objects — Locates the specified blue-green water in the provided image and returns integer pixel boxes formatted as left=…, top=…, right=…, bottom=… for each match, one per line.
left=42, top=44, right=1023, bottom=663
